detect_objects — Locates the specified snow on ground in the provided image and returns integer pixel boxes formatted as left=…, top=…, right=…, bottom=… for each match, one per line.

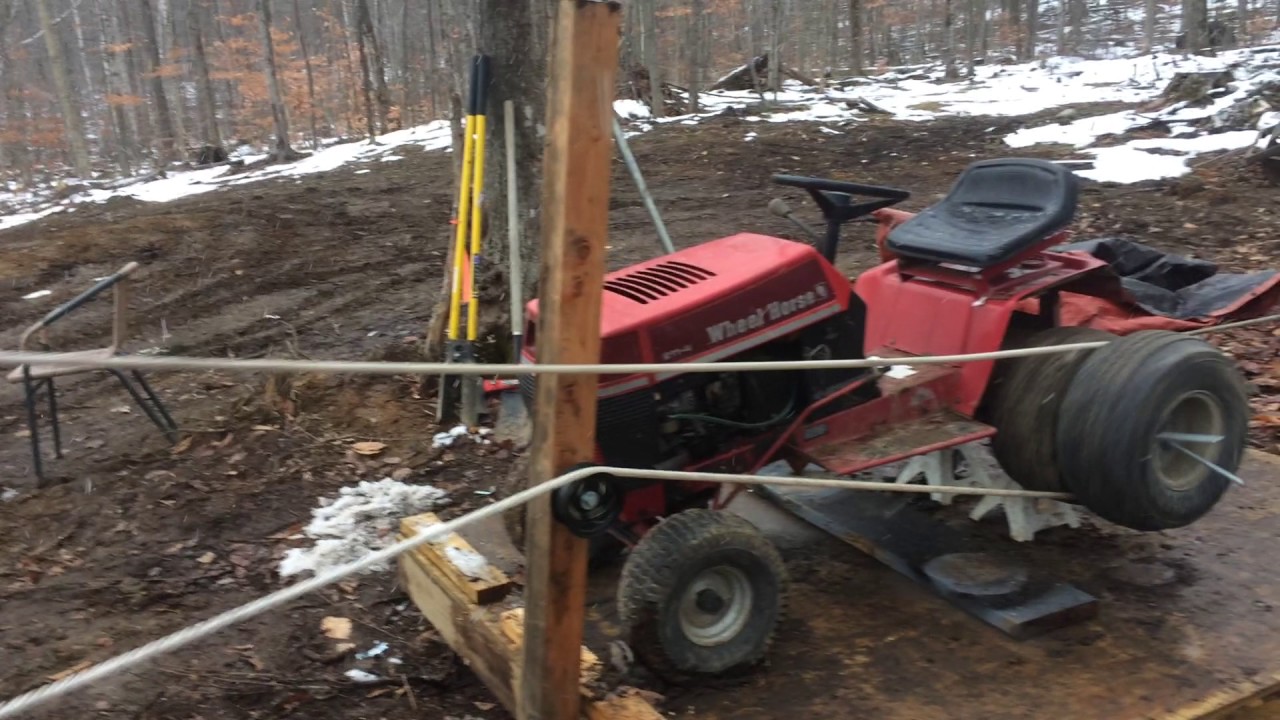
left=277, top=477, right=449, bottom=577
left=1004, top=56, right=1280, bottom=182
left=0, top=121, right=453, bottom=232
left=5, top=45, right=1280, bottom=231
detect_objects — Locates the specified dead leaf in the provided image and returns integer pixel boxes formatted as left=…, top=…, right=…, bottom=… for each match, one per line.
left=47, top=660, right=93, bottom=682
left=170, top=436, right=194, bottom=455
left=474, top=701, right=497, bottom=711
left=351, top=441, right=387, bottom=456
left=196, top=552, right=216, bottom=564
left=321, top=616, right=353, bottom=640
left=366, top=687, right=394, bottom=698
left=251, top=425, right=278, bottom=432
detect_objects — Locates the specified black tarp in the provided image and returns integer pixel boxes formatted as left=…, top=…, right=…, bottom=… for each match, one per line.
left=1055, top=238, right=1279, bottom=319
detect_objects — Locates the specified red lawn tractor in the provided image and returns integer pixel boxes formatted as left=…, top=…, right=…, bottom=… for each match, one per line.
left=508, top=158, right=1271, bottom=681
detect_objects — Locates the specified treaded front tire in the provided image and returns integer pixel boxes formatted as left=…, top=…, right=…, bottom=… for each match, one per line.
left=1056, top=330, right=1248, bottom=531
left=617, top=509, right=787, bottom=682
left=987, top=325, right=1115, bottom=492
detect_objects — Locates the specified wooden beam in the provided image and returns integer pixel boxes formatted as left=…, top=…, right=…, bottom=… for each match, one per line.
left=401, top=514, right=513, bottom=604
left=519, top=3, right=622, bottom=720
left=397, top=541, right=517, bottom=711
left=397, top=519, right=665, bottom=720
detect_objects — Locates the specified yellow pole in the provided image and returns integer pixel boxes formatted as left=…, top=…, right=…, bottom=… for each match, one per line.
left=448, top=116, right=477, bottom=342
left=466, top=113, right=488, bottom=342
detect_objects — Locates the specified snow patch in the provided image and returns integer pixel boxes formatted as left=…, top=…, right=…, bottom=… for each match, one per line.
left=443, top=544, right=490, bottom=579
left=0, top=205, right=64, bottom=231
left=432, top=424, right=493, bottom=448
left=1, top=488, right=19, bottom=502
left=278, top=478, right=448, bottom=577
left=615, top=99, right=652, bottom=119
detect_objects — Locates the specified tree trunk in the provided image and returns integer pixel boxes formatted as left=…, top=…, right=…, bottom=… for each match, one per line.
left=1144, top=0, right=1158, bottom=51
left=138, top=0, right=178, bottom=164
left=356, top=0, right=391, bottom=133
left=850, top=0, right=865, bottom=74
left=470, top=0, right=548, bottom=356
left=292, top=0, right=320, bottom=148
left=768, top=0, right=782, bottom=91
left=189, top=3, right=223, bottom=149
left=258, top=0, right=294, bottom=159
left=944, top=0, right=959, bottom=78
left=1184, top=0, right=1207, bottom=53
left=966, top=0, right=980, bottom=75
left=641, top=0, right=663, bottom=116
left=687, top=0, right=706, bottom=113
left=355, top=0, right=378, bottom=140
left=36, top=0, right=92, bottom=178
left=1023, top=0, right=1039, bottom=60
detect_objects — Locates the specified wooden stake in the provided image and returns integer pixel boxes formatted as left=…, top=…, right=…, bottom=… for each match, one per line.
left=519, top=3, right=621, bottom=720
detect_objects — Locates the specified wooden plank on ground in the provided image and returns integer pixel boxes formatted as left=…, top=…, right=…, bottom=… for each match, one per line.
left=397, top=520, right=663, bottom=720
left=677, top=450, right=1280, bottom=720
left=401, top=514, right=513, bottom=604
left=520, top=2, right=623, bottom=720
left=397, top=544, right=516, bottom=711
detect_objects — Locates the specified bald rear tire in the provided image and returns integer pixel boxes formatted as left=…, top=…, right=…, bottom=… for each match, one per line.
left=987, top=326, right=1116, bottom=492
left=1056, top=330, right=1248, bottom=531
left=617, top=509, right=787, bottom=682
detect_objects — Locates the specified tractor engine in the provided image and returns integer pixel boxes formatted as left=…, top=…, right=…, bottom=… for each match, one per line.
left=521, top=232, right=871, bottom=471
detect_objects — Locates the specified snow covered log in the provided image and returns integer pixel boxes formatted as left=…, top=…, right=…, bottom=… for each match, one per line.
left=1146, top=70, right=1236, bottom=110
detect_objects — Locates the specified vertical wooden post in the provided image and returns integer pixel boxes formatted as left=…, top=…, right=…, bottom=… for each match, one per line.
left=519, top=3, right=622, bottom=720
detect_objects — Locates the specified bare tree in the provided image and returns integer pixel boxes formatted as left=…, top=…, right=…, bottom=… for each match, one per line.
left=257, top=0, right=294, bottom=160
left=292, top=0, right=320, bottom=148
left=189, top=2, right=223, bottom=150
left=850, top=0, right=865, bottom=75
left=138, top=0, right=179, bottom=163
left=36, top=0, right=92, bottom=178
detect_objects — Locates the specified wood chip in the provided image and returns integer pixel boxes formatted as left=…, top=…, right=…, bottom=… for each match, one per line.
left=321, top=616, right=353, bottom=640
left=47, top=660, right=92, bottom=682
left=351, top=441, right=387, bottom=455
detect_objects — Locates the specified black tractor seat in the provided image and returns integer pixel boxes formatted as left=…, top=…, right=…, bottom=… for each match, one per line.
left=886, top=158, right=1079, bottom=269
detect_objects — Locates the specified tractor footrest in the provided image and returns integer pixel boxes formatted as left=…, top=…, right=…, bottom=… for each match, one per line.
left=798, top=412, right=996, bottom=476
left=755, top=480, right=1098, bottom=639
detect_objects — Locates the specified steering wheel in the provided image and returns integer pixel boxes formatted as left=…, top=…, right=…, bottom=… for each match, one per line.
left=772, top=174, right=910, bottom=224
left=769, top=174, right=910, bottom=262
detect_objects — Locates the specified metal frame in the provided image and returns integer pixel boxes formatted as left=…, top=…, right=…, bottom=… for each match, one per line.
left=8, top=262, right=178, bottom=483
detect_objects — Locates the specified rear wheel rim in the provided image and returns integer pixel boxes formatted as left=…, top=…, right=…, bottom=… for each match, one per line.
left=678, top=565, right=754, bottom=647
left=1153, top=390, right=1226, bottom=492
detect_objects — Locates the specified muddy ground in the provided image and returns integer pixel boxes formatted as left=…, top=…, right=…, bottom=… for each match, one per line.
left=2, top=105, right=1280, bottom=719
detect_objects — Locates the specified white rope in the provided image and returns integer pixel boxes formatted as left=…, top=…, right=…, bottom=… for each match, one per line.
left=1, top=313, right=1273, bottom=380
left=0, top=465, right=1068, bottom=718
left=1, top=313, right=1273, bottom=715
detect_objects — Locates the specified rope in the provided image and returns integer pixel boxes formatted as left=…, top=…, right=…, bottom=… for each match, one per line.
left=0, top=465, right=1067, bottom=719
left=1, top=312, right=1275, bottom=716
left=0, top=313, right=1273, bottom=380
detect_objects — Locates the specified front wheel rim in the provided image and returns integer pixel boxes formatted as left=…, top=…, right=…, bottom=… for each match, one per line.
left=678, top=565, right=754, bottom=647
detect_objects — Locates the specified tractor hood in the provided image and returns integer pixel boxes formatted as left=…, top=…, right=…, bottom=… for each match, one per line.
left=522, top=233, right=852, bottom=389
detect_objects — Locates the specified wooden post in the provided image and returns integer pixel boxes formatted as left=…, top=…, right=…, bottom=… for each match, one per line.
left=519, top=3, right=621, bottom=720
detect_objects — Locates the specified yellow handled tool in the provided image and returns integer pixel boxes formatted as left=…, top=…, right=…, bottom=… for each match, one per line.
left=441, top=55, right=490, bottom=425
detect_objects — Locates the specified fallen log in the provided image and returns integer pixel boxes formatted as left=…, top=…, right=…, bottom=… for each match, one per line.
left=710, top=53, right=818, bottom=92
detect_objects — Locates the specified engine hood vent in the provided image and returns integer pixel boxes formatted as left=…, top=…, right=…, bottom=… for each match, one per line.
left=603, top=261, right=716, bottom=305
